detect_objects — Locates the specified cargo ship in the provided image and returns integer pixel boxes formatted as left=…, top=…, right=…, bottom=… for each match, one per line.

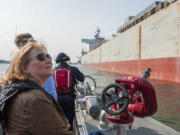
left=81, top=0, right=180, bottom=84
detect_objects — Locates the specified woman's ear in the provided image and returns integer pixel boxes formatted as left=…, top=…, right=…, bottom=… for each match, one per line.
left=21, top=64, right=29, bottom=75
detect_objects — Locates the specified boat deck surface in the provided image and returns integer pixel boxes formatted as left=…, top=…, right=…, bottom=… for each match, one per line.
left=82, top=113, right=180, bottom=135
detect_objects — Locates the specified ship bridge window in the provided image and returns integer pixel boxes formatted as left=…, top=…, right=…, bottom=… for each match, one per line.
left=140, top=16, right=144, bottom=21
left=150, top=8, right=156, bottom=15
left=145, top=12, right=150, bottom=18
left=136, top=19, right=139, bottom=24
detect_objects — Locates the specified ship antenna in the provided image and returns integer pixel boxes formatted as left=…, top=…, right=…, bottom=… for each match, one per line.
left=95, top=27, right=100, bottom=38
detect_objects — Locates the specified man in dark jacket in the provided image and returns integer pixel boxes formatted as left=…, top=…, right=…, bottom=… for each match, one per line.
left=54, top=52, right=84, bottom=130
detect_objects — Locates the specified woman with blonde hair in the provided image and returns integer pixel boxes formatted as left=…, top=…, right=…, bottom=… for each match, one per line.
left=9, top=33, right=57, bottom=100
left=0, top=42, right=73, bottom=135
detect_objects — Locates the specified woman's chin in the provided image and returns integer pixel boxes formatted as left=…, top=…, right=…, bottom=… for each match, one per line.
left=48, top=72, right=53, bottom=78
left=46, top=69, right=53, bottom=76
left=49, top=70, right=53, bottom=76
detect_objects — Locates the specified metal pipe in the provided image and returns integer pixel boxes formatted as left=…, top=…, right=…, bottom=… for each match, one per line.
left=98, top=110, right=111, bottom=130
left=113, top=124, right=126, bottom=135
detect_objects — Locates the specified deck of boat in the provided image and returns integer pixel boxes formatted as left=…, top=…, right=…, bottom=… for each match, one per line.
left=79, top=110, right=180, bottom=135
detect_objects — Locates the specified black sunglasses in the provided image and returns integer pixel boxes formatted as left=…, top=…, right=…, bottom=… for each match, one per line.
left=36, top=53, right=52, bottom=62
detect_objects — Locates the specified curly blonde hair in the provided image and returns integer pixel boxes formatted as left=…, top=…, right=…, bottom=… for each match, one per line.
left=14, top=33, right=36, bottom=48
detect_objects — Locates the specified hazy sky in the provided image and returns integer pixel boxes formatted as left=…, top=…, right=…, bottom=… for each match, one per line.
left=0, top=0, right=156, bottom=62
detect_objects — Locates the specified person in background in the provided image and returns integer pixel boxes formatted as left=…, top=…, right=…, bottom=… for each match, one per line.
left=11, top=33, right=57, bottom=100
left=54, top=52, right=84, bottom=130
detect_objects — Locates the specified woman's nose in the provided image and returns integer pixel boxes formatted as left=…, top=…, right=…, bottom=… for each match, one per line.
left=46, top=58, right=52, bottom=64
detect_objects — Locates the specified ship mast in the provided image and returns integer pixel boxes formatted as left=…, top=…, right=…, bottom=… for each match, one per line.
left=82, top=27, right=105, bottom=51
left=95, top=27, right=100, bottom=38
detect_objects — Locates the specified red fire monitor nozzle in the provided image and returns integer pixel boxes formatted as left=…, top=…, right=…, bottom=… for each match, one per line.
left=101, top=68, right=158, bottom=124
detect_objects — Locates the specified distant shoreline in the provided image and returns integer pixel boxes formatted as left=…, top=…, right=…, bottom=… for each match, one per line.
left=0, top=60, right=10, bottom=64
